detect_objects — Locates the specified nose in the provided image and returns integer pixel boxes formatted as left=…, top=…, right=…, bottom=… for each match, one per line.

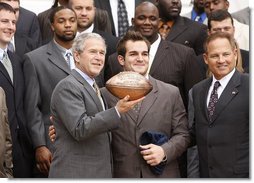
left=217, top=55, right=226, bottom=63
left=136, top=54, right=144, bottom=62
left=144, top=18, right=151, bottom=25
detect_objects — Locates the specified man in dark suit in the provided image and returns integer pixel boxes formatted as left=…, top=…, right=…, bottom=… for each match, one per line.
left=49, top=32, right=142, bottom=178
left=155, top=0, right=207, bottom=55
left=94, top=0, right=154, bottom=36
left=68, top=0, right=119, bottom=87
left=23, top=6, right=77, bottom=177
left=190, top=32, right=249, bottom=178
left=0, top=3, right=34, bottom=177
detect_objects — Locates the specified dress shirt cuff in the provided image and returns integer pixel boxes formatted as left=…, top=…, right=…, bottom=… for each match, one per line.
left=114, top=107, right=121, bottom=118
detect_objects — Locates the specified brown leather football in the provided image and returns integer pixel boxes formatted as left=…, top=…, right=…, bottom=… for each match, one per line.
left=106, top=71, right=153, bottom=100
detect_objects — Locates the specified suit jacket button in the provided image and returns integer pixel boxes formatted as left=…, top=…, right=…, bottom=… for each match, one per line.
left=209, top=125, right=212, bottom=128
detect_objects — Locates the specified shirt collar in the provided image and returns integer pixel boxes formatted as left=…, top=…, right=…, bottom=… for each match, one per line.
left=158, top=20, right=174, bottom=29
left=211, top=68, right=236, bottom=89
left=74, top=67, right=94, bottom=87
left=0, top=48, right=7, bottom=61
left=53, top=39, right=72, bottom=55
left=191, top=9, right=207, bottom=22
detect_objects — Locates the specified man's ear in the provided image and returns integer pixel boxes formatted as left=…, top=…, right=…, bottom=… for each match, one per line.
left=203, top=53, right=209, bottom=65
left=73, top=51, right=80, bottom=64
left=118, top=55, right=125, bottom=66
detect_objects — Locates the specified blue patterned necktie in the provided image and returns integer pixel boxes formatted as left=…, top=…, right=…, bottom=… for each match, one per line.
left=65, top=51, right=72, bottom=68
left=117, top=0, right=129, bottom=37
left=207, top=81, right=220, bottom=120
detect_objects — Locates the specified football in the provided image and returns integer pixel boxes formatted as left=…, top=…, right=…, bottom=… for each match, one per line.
left=106, top=71, right=153, bottom=100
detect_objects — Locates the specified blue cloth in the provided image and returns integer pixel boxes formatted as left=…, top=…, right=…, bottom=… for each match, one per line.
left=191, top=9, right=207, bottom=24
left=139, top=131, right=169, bottom=175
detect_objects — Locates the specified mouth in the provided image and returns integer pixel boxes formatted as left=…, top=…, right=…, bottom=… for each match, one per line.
left=141, top=27, right=153, bottom=32
left=64, top=31, right=74, bottom=35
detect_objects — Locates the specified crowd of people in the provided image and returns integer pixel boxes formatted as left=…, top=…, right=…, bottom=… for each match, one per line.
left=0, top=0, right=249, bottom=178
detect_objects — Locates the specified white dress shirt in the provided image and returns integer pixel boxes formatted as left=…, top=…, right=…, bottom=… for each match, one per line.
left=109, top=0, right=135, bottom=36
left=206, top=68, right=236, bottom=107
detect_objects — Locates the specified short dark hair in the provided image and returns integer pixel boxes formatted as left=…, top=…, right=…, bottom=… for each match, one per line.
left=49, top=6, right=75, bottom=23
left=117, top=30, right=151, bottom=57
left=207, top=9, right=234, bottom=30
left=0, top=2, right=15, bottom=14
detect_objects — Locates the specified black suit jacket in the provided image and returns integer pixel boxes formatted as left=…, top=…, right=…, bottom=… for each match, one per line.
left=105, top=40, right=203, bottom=108
left=165, top=16, right=207, bottom=56
left=191, top=70, right=249, bottom=178
left=16, top=7, right=41, bottom=48
left=0, top=51, right=34, bottom=177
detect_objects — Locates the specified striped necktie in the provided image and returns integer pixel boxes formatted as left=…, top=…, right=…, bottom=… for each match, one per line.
left=93, top=82, right=105, bottom=111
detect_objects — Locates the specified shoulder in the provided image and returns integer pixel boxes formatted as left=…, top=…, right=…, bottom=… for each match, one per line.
left=151, top=77, right=179, bottom=93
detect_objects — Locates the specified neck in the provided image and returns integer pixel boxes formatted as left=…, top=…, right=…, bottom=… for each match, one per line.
left=54, top=38, right=73, bottom=49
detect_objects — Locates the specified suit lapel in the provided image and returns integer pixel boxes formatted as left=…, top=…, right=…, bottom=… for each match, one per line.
left=137, top=76, right=158, bottom=126
left=200, top=78, right=212, bottom=123
left=166, top=17, right=188, bottom=41
left=71, top=70, right=103, bottom=112
left=47, top=41, right=71, bottom=75
left=0, top=51, right=16, bottom=86
left=210, top=71, right=241, bottom=124
left=149, top=40, right=169, bottom=75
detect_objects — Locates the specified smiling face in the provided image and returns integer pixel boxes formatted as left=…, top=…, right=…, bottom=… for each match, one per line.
left=69, top=0, right=95, bottom=32
left=0, top=9, right=16, bottom=49
left=132, top=2, right=160, bottom=43
left=74, top=37, right=106, bottom=78
left=204, top=37, right=237, bottom=80
left=118, top=40, right=149, bottom=76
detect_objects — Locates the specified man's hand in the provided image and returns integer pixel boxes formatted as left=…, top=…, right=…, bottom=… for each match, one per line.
left=35, top=146, right=52, bottom=175
left=48, top=125, right=56, bottom=142
left=116, top=95, right=145, bottom=114
left=140, top=144, right=166, bottom=166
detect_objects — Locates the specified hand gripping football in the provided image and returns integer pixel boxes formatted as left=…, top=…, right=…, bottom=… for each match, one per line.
left=106, top=71, right=153, bottom=100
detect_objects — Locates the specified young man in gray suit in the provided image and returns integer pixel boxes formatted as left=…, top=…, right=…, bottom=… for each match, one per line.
left=23, top=6, right=78, bottom=177
left=102, top=31, right=190, bottom=177
left=190, top=32, right=249, bottom=178
left=49, top=32, right=143, bottom=178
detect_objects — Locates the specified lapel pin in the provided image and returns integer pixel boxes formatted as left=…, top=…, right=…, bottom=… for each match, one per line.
left=232, top=91, right=237, bottom=95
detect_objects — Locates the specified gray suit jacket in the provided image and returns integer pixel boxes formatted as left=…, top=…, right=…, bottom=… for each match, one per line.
left=101, top=76, right=190, bottom=178
left=23, top=40, right=71, bottom=151
left=0, top=88, right=13, bottom=178
left=190, top=70, right=249, bottom=178
left=49, top=70, right=121, bottom=178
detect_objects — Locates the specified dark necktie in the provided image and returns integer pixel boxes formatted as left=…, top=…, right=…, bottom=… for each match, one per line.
left=133, top=102, right=141, bottom=120
left=117, top=0, right=129, bottom=37
left=2, top=51, right=13, bottom=83
left=207, top=81, right=220, bottom=120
